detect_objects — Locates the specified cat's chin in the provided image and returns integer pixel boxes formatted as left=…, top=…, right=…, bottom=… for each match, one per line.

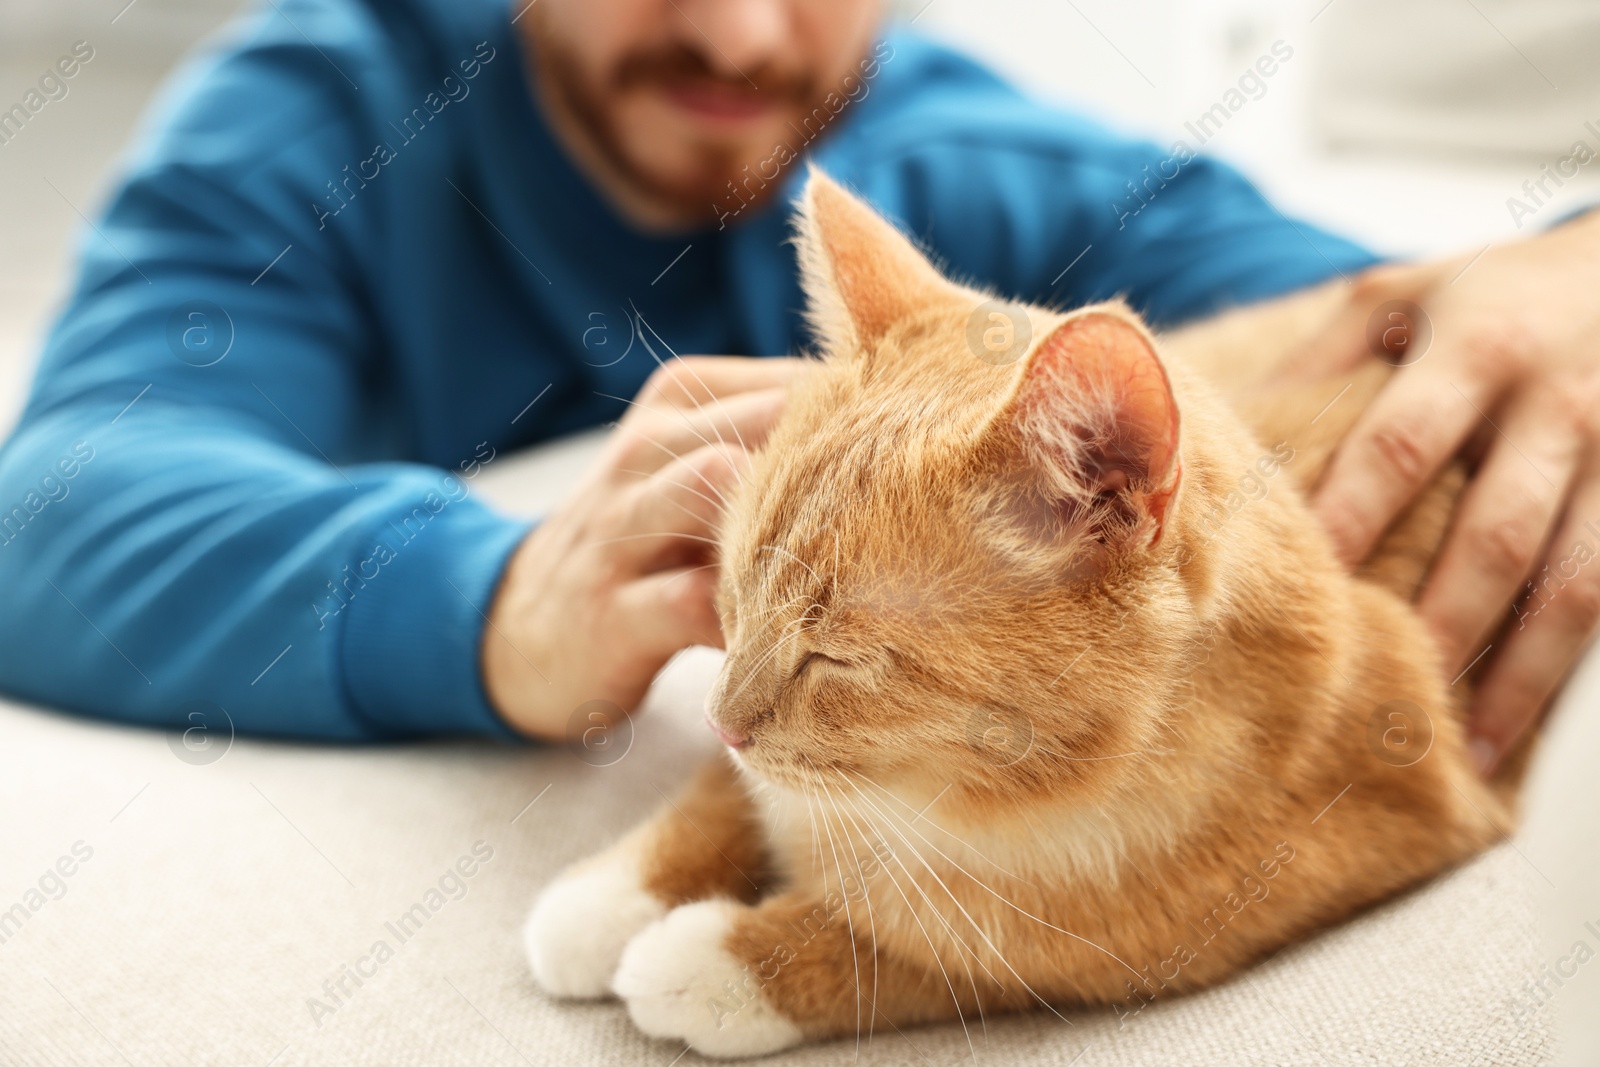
left=726, top=748, right=837, bottom=791
left=724, top=748, right=794, bottom=785
left=729, top=748, right=920, bottom=801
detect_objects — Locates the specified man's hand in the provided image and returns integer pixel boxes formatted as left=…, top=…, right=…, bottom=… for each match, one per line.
left=1290, top=211, right=1600, bottom=775
left=483, top=356, right=804, bottom=740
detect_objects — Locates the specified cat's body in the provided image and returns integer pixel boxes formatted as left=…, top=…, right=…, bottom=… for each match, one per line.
left=524, top=173, right=1514, bottom=1058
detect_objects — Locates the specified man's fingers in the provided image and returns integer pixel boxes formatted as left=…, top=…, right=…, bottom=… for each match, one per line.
left=1467, top=478, right=1600, bottom=775
left=1273, top=291, right=1383, bottom=386
left=638, top=355, right=808, bottom=410
left=616, top=563, right=724, bottom=660
left=1418, top=394, right=1582, bottom=672
left=1271, top=261, right=1445, bottom=385
left=613, top=443, right=750, bottom=568
left=614, top=386, right=787, bottom=477
left=1313, top=364, right=1493, bottom=565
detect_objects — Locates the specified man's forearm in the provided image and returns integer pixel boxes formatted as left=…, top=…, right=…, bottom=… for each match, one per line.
left=0, top=398, right=527, bottom=741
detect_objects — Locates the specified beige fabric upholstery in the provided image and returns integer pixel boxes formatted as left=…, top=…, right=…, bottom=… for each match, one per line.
left=0, top=436, right=1568, bottom=1065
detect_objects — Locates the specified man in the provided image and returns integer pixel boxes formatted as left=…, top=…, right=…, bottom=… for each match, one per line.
left=0, top=0, right=1594, bottom=777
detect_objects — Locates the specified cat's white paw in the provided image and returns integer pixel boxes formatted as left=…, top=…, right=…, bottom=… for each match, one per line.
left=613, top=900, right=804, bottom=1059
left=524, top=861, right=667, bottom=998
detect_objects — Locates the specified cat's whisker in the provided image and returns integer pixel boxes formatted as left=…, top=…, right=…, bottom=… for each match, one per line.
left=801, top=785, right=832, bottom=902
left=615, top=465, right=733, bottom=513
left=854, top=816, right=994, bottom=1060
left=599, top=392, right=747, bottom=504
left=808, top=774, right=865, bottom=1058
left=800, top=784, right=825, bottom=885
left=740, top=592, right=815, bottom=624
left=839, top=777, right=1053, bottom=1037
left=816, top=782, right=882, bottom=1050
left=1029, top=743, right=1160, bottom=763
left=723, top=622, right=808, bottom=706
left=836, top=777, right=1007, bottom=987
left=610, top=474, right=733, bottom=536
left=824, top=784, right=978, bottom=1061
left=608, top=422, right=741, bottom=504
left=758, top=543, right=827, bottom=592
left=659, top=563, right=719, bottom=592
left=839, top=772, right=1145, bottom=1002
left=732, top=593, right=817, bottom=643
left=629, top=301, right=754, bottom=460
left=828, top=781, right=981, bottom=1049
left=590, top=530, right=723, bottom=549
left=849, top=772, right=1031, bottom=885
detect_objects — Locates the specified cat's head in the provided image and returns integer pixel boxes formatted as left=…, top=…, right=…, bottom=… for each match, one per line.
left=708, top=170, right=1230, bottom=800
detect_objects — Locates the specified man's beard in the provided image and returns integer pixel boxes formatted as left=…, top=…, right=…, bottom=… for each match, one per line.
left=526, top=25, right=823, bottom=225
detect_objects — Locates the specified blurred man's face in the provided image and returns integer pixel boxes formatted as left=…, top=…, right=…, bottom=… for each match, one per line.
left=519, top=0, right=885, bottom=231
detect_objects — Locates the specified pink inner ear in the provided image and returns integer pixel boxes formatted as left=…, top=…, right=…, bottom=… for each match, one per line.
left=1016, top=312, right=1181, bottom=538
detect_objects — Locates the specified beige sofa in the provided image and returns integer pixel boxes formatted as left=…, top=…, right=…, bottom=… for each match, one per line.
left=0, top=434, right=1584, bottom=1066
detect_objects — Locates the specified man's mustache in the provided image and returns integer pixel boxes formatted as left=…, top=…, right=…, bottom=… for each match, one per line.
left=612, top=46, right=817, bottom=105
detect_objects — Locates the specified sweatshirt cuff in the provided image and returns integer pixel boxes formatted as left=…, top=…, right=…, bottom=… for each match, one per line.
left=338, top=496, right=532, bottom=740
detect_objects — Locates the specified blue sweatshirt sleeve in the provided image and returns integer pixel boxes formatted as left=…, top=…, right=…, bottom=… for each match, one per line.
left=0, top=3, right=529, bottom=741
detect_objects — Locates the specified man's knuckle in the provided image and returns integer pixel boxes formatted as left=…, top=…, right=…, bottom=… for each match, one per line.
left=664, top=570, right=714, bottom=623
left=1464, top=516, right=1540, bottom=581
left=1552, top=571, right=1600, bottom=632
left=1541, top=384, right=1590, bottom=436
left=1364, top=419, right=1434, bottom=486
left=610, top=429, right=654, bottom=470
left=594, top=488, right=636, bottom=536
left=1461, top=320, right=1537, bottom=380
left=693, top=442, right=740, bottom=479
left=1351, top=264, right=1409, bottom=305
left=641, top=360, right=690, bottom=400
left=1563, top=376, right=1600, bottom=440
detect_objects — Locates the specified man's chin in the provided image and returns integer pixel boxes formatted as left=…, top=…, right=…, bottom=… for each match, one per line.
left=614, top=126, right=780, bottom=220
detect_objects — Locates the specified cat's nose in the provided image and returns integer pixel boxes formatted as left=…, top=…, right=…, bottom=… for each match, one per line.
left=705, top=712, right=749, bottom=749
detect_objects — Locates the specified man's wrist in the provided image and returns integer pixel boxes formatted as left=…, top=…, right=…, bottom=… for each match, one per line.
left=338, top=488, right=532, bottom=739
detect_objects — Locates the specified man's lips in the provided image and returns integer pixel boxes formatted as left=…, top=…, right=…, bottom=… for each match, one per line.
left=659, top=81, right=775, bottom=124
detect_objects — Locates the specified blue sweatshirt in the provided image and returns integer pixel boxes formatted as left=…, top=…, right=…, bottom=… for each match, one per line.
left=0, top=0, right=1377, bottom=742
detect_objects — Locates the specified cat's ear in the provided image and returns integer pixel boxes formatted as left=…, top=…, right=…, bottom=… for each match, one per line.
left=1002, top=308, right=1182, bottom=546
left=795, top=167, right=954, bottom=355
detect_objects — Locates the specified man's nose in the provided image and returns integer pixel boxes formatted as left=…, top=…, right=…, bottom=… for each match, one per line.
left=669, top=0, right=788, bottom=81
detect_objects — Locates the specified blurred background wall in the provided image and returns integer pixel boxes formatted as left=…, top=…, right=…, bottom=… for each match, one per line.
left=0, top=0, right=248, bottom=433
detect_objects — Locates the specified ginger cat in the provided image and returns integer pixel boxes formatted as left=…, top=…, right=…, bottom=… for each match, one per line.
left=523, top=171, right=1513, bottom=1058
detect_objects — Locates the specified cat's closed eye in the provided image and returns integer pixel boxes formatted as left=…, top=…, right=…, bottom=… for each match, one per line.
left=790, top=651, right=851, bottom=684
left=791, top=652, right=825, bottom=680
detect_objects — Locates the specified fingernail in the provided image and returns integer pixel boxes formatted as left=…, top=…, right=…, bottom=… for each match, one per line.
left=1467, top=737, right=1498, bottom=777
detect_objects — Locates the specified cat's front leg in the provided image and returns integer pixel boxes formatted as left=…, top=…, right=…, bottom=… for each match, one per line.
left=614, top=889, right=968, bottom=1058
left=524, top=756, right=765, bottom=998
